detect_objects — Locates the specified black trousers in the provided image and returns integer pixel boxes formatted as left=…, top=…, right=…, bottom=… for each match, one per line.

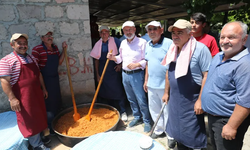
left=207, top=114, right=250, bottom=150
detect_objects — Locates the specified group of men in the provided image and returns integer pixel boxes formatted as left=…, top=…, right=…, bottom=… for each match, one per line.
left=93, top=12, right=250, bottom=150
left=0, top=30, right=67, bottom=150
left=0, top=11, right=250, bottom=150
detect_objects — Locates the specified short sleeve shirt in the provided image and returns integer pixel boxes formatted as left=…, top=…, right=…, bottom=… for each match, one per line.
left=201, top=49, right=250, bottom=117
left=0, top=52, right=39, bottom=86
left=195, top=33, right=219, bottom=57
left=32, top=43, right=60, bottom=70
left=145, top=36, right=172, bottom=89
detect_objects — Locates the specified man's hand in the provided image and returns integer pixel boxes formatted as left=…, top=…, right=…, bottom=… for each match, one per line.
left=114, top=64, right=122, bottom=72
left=162, top=93, right=169, bottom=104
left=143, top=81, right=148, bottom=93
left=10, top=98, right=21, bottom=112
left=127, top=63, right=140, bottom=70
left=194, top=99, right=204, bottom=115
left=221, top=123, right=237, bottom=140
left=107, top=53, right=114, bottom=61
left=62, top=41, right=67, bottom=49
left=43, top=89, right=48, bottom=99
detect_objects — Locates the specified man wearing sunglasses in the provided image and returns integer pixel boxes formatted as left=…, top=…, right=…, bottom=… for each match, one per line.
left=143, top=21, right=173, bottom=142
left=32, top=29, right=67, bottom=143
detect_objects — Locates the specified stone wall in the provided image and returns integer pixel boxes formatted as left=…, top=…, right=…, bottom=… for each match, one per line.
left=0, top=0, right=95, bottom=112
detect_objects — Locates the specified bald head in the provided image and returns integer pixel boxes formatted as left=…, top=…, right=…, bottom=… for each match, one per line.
left=222, top=21, right=248, bottom=39
left=220, top=21, right=248, bottom=59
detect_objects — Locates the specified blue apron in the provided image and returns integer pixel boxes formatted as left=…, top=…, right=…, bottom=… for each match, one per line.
left=41, top=47, right=62, bottom=115
left=166, top=62, right=207, bottom=149
left=98, top=45, right=125, bottom=100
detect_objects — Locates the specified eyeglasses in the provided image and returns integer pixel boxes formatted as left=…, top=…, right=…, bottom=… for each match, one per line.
left=43, top=35, right=53, bottom=38
left=147, top=27, right=159, bottom=31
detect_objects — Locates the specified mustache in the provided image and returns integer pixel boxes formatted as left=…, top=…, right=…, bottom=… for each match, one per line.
left=19, top=47, right=27, bottom=50
left=221, top=43, right=232, bottom=47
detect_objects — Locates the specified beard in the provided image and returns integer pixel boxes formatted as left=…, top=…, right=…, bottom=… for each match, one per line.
left=124, top=33, right=135, bottom=40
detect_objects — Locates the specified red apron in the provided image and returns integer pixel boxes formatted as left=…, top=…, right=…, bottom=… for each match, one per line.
left=12, top=51, right=47, bottom=138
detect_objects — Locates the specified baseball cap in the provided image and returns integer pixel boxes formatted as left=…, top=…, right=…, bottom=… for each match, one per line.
left=145, top=21, right=161, bottom=30
left=99, top=25, right=109, bottom=32
left=168, top=19, right=192, bottom=32
left=10, top=33, right=28, bottom=42
left=122, top=21, right=135, bottom=29
left=38, top=28, right=53, bottom=36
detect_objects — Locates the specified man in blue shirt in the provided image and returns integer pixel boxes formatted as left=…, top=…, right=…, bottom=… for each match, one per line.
left=162, top=19, right=212, bottom=150
left=201, top=21, right=250, bottom=150
left=143, top=21, right=172, bottom=140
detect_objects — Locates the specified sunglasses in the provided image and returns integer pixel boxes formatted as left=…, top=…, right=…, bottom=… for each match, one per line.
left=147, top=27, right=159, bottom=31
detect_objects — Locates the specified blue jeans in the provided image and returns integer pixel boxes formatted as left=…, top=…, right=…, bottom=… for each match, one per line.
left=27, top=133, right=43, bottom=148
left=122, top=71, right=151, bottom=124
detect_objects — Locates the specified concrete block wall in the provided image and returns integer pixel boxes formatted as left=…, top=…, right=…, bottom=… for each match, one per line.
left=0, top=0, right=95, bottom=112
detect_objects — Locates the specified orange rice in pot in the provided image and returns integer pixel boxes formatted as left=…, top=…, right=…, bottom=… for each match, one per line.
left=55, top=107, right=119, bottom=137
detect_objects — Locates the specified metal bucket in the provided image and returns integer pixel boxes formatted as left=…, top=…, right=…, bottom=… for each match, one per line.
left=51, top=103, right=121, bottom=147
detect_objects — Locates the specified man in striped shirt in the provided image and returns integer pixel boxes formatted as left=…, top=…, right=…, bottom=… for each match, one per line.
left=32, top=29, right=67, bottom=141
left=0, top=33, right=50, bottom=150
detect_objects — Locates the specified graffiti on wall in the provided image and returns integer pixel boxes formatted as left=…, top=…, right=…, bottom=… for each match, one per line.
left=59, top=56, right=93, bottom=76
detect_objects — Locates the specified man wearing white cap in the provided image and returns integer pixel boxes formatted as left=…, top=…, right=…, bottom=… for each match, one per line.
left=161, top=19, right=212, bottom=149
left=32, top=29, right=67, bottom=141
left=0, top=33, right=50, bottom=150
left=90, top=25, right=127, bottom=121
left=107, top=21, right=152, bottom=133
left=143, top=21, right=172, bottom=139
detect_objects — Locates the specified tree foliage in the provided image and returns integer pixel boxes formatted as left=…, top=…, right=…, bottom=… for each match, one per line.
left=183, top=0, right=250, bottom=31
left=183, top=0, right=249, bottom=20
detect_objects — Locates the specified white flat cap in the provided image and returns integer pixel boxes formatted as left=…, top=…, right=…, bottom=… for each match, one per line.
left=99, top=25, right=109, bottom=32
left=145, top=21, right=161, bottom=30
left=122, top=21, right=135, bottom=29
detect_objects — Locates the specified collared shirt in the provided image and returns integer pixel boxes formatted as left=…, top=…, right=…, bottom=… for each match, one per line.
left=166, top=41, right=212, bottom=85
left=0, top=52, right=38, bottom=86
left=115, top=36, right=147, bottom=71
left=32, top=42, right=60, bottom=70
left=201, top=49, right=250, bottom=117
left=141, top=33, right=151, bottom=42
left=119, top=35, right=126, bottom=42
left=245, top=32, right=250, bottom=50
left=145, top=35, right=172, bottom=89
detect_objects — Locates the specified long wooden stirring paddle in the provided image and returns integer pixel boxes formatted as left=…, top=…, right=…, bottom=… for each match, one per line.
left=64, top=47, right=80, bottom=122
left=85, top=50, right=113, bottom=121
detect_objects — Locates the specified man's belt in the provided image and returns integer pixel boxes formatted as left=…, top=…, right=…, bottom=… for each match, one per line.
left=123, top=69, right=142, bottom=74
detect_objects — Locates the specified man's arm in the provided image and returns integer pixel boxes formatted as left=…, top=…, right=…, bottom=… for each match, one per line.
left=162, top=70, right=170, bottom=104
left=0, top=76, right=21, bottom=112
left=59, top=41, right=67, bottom=65
left=222, top=104, right=250, bottom=140
left=39, top=73, right=48, bottom=99
left=94, top=59, right=100, bottom=82
left=143, top=63, right=148, bottom=93
left=194, top=71, right=208, bottom=115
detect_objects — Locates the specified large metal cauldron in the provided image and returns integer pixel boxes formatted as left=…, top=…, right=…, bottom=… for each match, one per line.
left=52, top=103, right=120, bottom=147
